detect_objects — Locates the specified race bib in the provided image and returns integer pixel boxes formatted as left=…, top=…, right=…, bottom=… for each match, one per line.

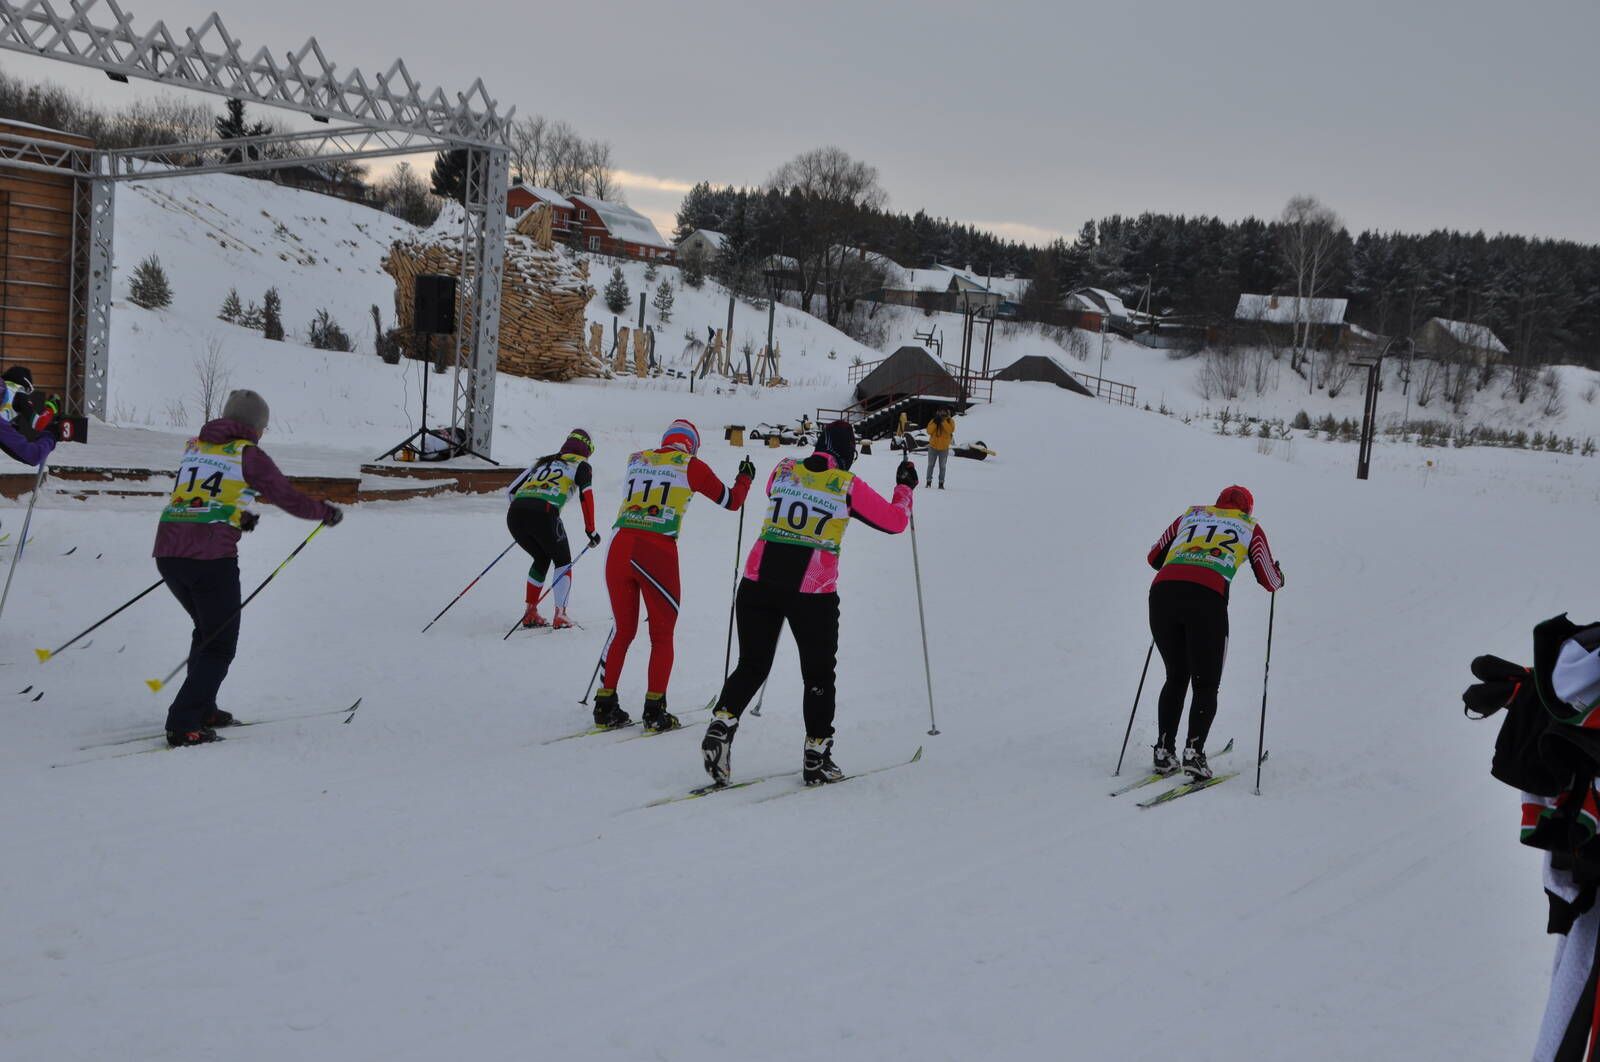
left=160, top=439, right=257, bottom=528
left=1164, top=505, right=1254, bottom=581
left=515, top=454, right=580, bottom=508
left=758, top=459, right=853, bottom=554
left=614, top=450, right=695, bottom=536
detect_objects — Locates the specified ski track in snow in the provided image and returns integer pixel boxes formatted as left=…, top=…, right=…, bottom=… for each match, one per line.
left=0, top=172, right=1585, bottom=1060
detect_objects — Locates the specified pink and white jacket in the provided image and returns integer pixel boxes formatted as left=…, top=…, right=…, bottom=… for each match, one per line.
left=742, top=452, right=913, bottom=595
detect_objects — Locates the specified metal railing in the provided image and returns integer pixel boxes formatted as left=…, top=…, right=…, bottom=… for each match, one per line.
left=1071, top=372, right=1137, bottom=407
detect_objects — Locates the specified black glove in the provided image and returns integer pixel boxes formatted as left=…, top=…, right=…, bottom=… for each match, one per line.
left=896, top=460, right=918, bottom=488
left=1274, top=562, right=1285, bottom=587
left=588, top=531, right=602, bottom=549
left=322, top=505, right=344, bottom=527
left=238, top=511, right=260, bottom=533
left=738, top=457, right=756, bottom=480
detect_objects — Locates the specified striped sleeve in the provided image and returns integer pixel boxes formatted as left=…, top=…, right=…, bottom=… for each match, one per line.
left=1147, top=515, right=1182, bottom=570
left=1248, top=524, right=1283, bottom=591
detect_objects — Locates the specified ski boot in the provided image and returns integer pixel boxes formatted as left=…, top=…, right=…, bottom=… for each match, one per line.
left=166, top=727, right=220, bottom=748
left=1181, top=742, right=1212, bottom=781
left=202, top=707, right=237, bottom=729
left=591, top=689, right=631, bottom=730
left=641, top=693, right=679, bottom=733
left=1152, top=742, right=1179, bottom=776
left=521, top=602, right=548, bottom=629
left=551, top=607, right=573, bottom=630
left=803, top=736, right=845, bottom=786
left=701, top=710, right=738, bottom=785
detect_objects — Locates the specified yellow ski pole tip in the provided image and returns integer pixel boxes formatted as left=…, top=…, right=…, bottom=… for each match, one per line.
left=145, top=679, right=164, bottom=693
left=34, top=649, right=50, bottom=662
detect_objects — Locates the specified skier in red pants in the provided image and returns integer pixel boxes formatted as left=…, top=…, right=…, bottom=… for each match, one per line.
left=594, top=418, right=753, bottom=732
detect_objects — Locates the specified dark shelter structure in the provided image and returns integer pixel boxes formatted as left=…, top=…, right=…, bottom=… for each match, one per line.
left=993, top=355, right=1095, bottom=397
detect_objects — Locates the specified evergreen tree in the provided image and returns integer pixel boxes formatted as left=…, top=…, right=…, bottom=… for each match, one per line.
left=681, top=247, right=707, bottom=289
left=218, top=287, right=243, bottom=323
left=644, top=259, right=659, bottom=282
left=430, top=149, right=468, bottom=204
left=603, top=267, right=630, bottom=314
left=652, top=278, right=674, bottom=323
left=129, top=255, right=172, bottom=309
left=262, top=287, right=284, bottom=341
left=215, top=98, right=269, bottom=164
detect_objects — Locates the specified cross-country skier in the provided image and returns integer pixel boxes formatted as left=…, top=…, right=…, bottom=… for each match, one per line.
left=153, top=390, right=343, bottom=747
left=506, top=428, right=599, bottom=630
left=593, top=419, right=753, bottom=733
left=701, top=420, right=918, bottom=786
left=1145, top=484, right=1283, bottom=780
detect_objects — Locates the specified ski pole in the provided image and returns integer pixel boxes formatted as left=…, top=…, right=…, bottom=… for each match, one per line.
left=908, top=509, right=939, bottom=736
left=422, top=541, right=517, bottom=633
left=146, top=522, right=327, bottom=693
left=36, top=578, right=165, bottom=662
left=1114, top=641, right=1156, bottom=776
left=579, top=638, right=608, bottom=704
left=1255, top=593, right=1277, bottom=795
left=708, top=456, right=752, bottom=712
left=501, top=540, right=594, bottom=641
left=0, top=460, right=48, bottom=626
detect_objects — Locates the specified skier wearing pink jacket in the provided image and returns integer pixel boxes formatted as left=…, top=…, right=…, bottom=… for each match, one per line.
left=701, top=420, right=919, bottom=786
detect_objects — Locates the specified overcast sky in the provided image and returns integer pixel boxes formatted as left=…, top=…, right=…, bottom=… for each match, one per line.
left=7, top=0, right=1598, bottom=246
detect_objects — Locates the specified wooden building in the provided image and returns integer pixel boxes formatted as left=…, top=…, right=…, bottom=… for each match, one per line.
left=567, top=194, right=674, bottom=262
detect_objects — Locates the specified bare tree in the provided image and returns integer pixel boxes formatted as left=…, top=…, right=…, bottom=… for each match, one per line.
left=192, top=338, right=232, bottom=421
left=509, top=115, right=548, bottom=185
left=766, top=147, right=887, bottom=324
left=1278, top=195, right=1342, bottom=386
left=582, top=140, right=620, bottom=201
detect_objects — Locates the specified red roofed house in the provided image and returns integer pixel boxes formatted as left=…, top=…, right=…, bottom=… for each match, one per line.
left=506, top=180, right=577, bottom=240
left=568, top=194, right=675, bottom=263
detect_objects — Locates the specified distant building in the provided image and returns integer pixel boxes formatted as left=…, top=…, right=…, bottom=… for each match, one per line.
left=676, top=229, right=726, bottom=261
left=878, top=263, right=1029, bottom=315
left=506, top=181, right=576, bottom=240
left=1234, top=292, right=1350, bottom=349
left=568, top=195, right=675, bottom=262
left=1413, top=317, right=1509, bottom=360
left=1065, top=287, right=1133, bottom=333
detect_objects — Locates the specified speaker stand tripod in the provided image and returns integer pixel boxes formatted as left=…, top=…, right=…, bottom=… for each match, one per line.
left=376, top=332, right=498, bottom=464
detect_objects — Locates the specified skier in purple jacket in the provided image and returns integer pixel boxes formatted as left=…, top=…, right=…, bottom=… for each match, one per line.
left=153, top=389, right=343, bottom=747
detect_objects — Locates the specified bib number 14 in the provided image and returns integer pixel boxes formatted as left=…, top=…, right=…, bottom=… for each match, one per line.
left=181, top=466, right=225, bottom=498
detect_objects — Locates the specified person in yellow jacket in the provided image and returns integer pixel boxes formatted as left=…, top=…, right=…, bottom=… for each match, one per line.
left=924, top=409, right=955, bottom=489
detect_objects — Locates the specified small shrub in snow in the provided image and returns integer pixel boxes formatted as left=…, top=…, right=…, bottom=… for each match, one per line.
left=644, top=260, right=659, bottom=282
left=603, top=267, right=629, bottom=314
left=308, top=308, right=353, bottom=351
left=372, top=305, right=403, bottom=364
left=1540, top=368, right=1566, bottom=418
left=218, top=288, right=243, bottom=324
left=1291, top=410, right=1311, bottom=430
left=262, top=287, right=284, bottom=341
left=1585, top=439, right=1596, bottom=457
left=652, top=279, right=674, bottom=323
left=129, top=255, right=172, bottom=309
left=680, top=247, right=707, bottom=289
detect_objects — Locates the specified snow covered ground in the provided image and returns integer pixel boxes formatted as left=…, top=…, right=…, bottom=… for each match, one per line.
left=0, top=172, right=1587, bottom=1059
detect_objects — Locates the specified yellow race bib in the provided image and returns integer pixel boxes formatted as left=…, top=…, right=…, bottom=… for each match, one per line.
left=614, top=450, right=695, bottom=536
left=515, top=454, right=581, bottom=508
left=160, top=439, right=257, bottom=528
left=1164, top=505, right=1255, bottom=582
left=759, top=459, right=853, bottom=554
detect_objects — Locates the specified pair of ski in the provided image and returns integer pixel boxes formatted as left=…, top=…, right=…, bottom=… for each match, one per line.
left=1110, top=739, right=1254, bottom=808
left=645, top=746, right=924, bottom=808
left=54, top=699, right=363, bottom=767
left=538, top=706, right=711, bottom=746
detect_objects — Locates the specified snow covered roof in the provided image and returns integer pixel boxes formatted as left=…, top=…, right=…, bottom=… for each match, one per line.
left=1427, top=317, right=1509, bottom=354
left=1067, top=287, right=1131, bottom=319
left=569, top=195, right=672, bottom=250
left=677, top=229, right=727, bottom=251
left=1235, top=293, right=1348, bottom=325
left=512, top=184, right=575, bottom=210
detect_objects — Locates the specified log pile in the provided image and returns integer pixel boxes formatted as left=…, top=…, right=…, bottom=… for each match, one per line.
left=382, top=202, right=601, bottom=381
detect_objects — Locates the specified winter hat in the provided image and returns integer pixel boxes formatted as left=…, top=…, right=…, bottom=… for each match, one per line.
left=1216, top=485, right=1254, bottom=514
left=1554, top=633, right=1600, bottom=712
left=3, top=366, right=34, bottom=394
left=661, top=418, right=700, bottom=455
left=560, top=428, right=594, bottom=459
left=221, top=389, right=270, bottom=434
left=816, top=420, right=857, bottom=470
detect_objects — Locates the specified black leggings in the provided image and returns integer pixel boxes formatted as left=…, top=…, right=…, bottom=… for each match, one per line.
left=157, top=556, right=241, bottom=733
left=506, top=499, right=570, bottom=581
left=1149, top=580, right=1229, bottom=750
left=716, top=578, right=840, bottom=738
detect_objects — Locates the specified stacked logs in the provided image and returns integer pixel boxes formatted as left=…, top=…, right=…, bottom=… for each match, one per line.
left=382, top=203, right=602, bottom=381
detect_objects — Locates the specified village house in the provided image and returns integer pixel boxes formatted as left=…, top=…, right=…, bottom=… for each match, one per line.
left=675, top=229, right=726, bottom=261
left=1412, top=317, right=1510, bottom=361
left=1234, top=292, right=1350, bottom=349
left=505, top=180, right=577, bottom=240
left=568, top=194, right=675, bottom=263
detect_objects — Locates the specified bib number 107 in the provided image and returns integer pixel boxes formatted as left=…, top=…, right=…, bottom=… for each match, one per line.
left=769, top=496, right=833, bottom=538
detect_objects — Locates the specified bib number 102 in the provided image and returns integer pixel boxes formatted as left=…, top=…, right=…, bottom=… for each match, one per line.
left=769, top=496, right=832, bottom=538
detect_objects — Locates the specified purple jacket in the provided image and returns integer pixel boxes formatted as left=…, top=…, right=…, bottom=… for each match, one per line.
left=153, top=418, right=337, bottom=560
left=0, top=416, right=56, bottom=468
